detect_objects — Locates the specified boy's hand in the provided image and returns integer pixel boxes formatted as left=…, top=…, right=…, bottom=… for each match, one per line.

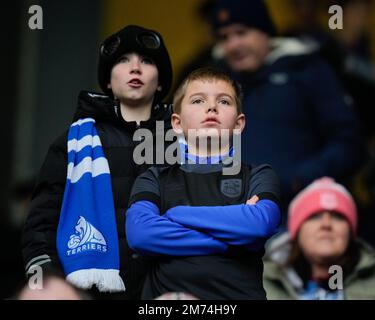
left=246, top=195, right=259, bottom=205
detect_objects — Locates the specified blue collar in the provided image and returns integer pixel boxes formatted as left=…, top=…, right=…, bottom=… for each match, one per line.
left=179, top=142, right=234, bottom=165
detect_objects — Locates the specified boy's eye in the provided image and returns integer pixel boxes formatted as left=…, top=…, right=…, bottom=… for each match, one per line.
left=141, top=57, right=154, bottom=65
left=219, top=99, right=231, bottom=105
left=118, top=56, right=129, bottom=63
left=192, top=99, right=204, bottom=104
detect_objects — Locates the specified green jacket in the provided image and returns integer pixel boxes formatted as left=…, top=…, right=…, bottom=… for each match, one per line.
left=263, top=237, right=375, bottom=300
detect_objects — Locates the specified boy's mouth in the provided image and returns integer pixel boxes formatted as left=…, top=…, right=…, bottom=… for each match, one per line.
left=128, top=78, right=144, bottom=88
left=202, top=117, right=220, bottom=125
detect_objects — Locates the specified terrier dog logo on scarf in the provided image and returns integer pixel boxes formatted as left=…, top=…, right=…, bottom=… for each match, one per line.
left=67, top=216, right=107, bottom=256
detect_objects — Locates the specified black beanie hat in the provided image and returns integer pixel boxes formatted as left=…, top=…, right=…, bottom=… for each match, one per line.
left=98, top=25, right=173, bottom=103
left=211, top=0, right=277, bottom=37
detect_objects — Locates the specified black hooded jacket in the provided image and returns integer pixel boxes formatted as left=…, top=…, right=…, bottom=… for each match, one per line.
left=21, top=91, right=172, bottom=299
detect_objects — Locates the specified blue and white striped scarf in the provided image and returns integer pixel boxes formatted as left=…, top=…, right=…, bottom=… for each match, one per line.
left=56, top=118, right=125, bottom=292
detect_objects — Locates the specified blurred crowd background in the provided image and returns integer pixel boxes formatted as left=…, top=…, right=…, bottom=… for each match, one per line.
left=2, top=0, right=375, bottom=299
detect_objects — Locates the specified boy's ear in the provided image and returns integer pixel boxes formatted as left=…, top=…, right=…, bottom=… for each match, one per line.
left=107, top=83, right=112, bottom=89
left=235, top=113, right=246, bottom=133
left=171, top=113, right=183, bottom=134
left=156, top=84, right=162, bottom=92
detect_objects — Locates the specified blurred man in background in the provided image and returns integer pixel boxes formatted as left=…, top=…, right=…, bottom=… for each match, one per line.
left=209, top=0, right=364, bottom=223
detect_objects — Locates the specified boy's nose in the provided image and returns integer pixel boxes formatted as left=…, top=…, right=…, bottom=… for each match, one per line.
left=130, top=59, right=141, bottom=74
left=207, top=101, right=218, bottom=113
left=207, top=106, right=218, bottom=113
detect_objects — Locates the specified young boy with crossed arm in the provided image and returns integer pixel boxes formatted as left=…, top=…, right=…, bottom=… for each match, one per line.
left=126, top=67, right=281, bottom=299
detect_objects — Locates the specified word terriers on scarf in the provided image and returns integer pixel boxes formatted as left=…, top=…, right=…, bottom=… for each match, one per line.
left=57, top=118, right=125, bottom=292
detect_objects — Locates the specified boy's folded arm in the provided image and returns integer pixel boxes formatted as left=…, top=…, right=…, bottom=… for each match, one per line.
left=126, top=200, right=228, bottom=256
left=164, top=199, right=281, bottom=246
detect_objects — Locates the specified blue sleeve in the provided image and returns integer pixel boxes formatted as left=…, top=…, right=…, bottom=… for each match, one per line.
left=294, top=57, right=364, bottom=185
left=164, top=199, right=281, bottom=246
left=126, top=200, right=228, bottom=256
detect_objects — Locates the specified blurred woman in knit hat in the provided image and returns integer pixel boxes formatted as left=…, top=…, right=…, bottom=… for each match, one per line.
left=263, top=177, right=375, bottom=299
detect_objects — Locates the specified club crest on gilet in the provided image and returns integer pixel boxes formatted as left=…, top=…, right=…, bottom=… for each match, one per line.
left=220, top=179, right=242, bottom=198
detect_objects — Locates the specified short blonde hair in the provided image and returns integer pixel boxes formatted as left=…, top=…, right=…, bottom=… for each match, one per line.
left=173, top=67, right=243, bottom=114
